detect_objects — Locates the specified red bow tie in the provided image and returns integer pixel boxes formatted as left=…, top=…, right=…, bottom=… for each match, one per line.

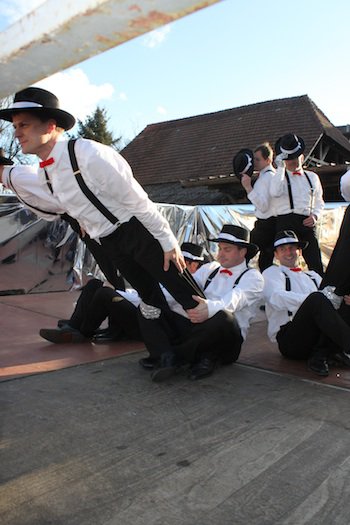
left=39, top=157, right=55, bottom=168
left=290, top=267, right=302, bottom=272
left=292, top=171, right=302, bottom=176
left=220, top=268, right=233, bottom=276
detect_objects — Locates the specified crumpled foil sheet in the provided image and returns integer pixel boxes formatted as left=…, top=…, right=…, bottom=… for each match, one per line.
left=0, top=191, right=346, bottom=295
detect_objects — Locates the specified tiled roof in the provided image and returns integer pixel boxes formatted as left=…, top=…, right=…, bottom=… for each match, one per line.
left=121, top=95, right=350, bottom=187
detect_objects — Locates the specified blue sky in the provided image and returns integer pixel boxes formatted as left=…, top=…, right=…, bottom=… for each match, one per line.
left=1, top=0, right=350, bottom=144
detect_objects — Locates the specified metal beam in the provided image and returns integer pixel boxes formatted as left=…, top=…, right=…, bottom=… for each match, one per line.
left=0, top=0, right=221, bottom=99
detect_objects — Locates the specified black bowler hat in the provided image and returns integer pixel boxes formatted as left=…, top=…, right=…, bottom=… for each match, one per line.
left=232, top=148, right=254, bottom=180
left=181, top=242, right=205, bottom=262
left=274, top=230, right=308, bottom=250
left=209, top=224, right=259, bottom=260
left=0, top=87, right=76, bottom=130
left=275, top=133, right=305, bottom=160
left=0, top=148, right=14, bottom=166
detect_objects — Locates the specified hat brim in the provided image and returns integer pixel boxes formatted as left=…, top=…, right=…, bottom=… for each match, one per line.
left=0, top=107, right=76, bottom=131
left=232, top=148, right=254, bottom=180
left=275, top=136, right=305, bottom=160
left=274, top=240, right=309, bottom=250
left=209, top=237, right=259, bottom=260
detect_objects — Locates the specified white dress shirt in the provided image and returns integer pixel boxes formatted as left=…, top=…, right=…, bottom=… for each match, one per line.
left=247, top=165, right=278, bottom=219
left=36, top=136, right=178, bottom=251
left=165, top=260, right=264, bottom=339
left=263, top=264, right=322, bottom=341
left=2, top=164, right=65, bottom=220
left=270, top=166, right=324, bottom=218
left=340, top=170, right=350, bottom=201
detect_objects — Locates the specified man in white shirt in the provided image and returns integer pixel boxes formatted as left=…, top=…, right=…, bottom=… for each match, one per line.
left=237, top=143, right=277, bottom=271
left=0, top=162, right=125, bottom=289
left=148, top=225, right=264, bottom=381
left=0, top=87, right=201, bottom=318
left=271, top=133, right=324, bottom=275
left=263, top=230, right=350, bottom=376
left=38, top=242, right=206, bottom=347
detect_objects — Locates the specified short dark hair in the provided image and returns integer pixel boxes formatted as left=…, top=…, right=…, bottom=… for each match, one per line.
left=254, top=142, right=273, bottom=160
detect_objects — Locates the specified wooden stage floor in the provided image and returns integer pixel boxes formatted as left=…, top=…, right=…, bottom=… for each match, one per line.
left=1, top=290, right=350, bottom=389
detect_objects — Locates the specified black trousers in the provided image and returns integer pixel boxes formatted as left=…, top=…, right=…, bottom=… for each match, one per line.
left=62, top=214, right=125, bottom=290
left=276, top=292, right=350, bottom=360
left=276, top=213, right=324, bottom=275
left=321, top=205, right=350, bottom=295
left=69, top=279, right=141, bottom=340
left=250, top=217, right=276, bottom=271
left=139, top=309, right=243, bottom=364
left=100, top=217, right=199, bottom=310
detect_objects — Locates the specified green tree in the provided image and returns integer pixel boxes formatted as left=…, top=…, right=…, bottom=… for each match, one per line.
left=77, top=106, right=121, bottom=150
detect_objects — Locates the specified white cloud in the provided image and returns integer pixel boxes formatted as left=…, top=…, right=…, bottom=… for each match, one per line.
left=119, top=92, right=127, bottom=101
left=0, top=0, right=46, bottom=25
left=142, top=25, right=171, bottom=48
left=35, top=68, right=114, bottom=121
left=156, top=106, right=167, bottom=115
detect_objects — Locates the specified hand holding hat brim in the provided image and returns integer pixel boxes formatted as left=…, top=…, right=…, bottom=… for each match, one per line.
left=274, top=134, right=305, bottom=160
left=232, top=148, right=254, bottom=180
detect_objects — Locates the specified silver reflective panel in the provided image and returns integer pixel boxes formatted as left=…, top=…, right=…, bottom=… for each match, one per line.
left=0, top=191, right=345, bottom=295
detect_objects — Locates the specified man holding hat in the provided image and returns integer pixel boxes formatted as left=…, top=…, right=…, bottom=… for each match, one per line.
left=234, top=143, right=278, bottom=271
left=149, top=225, right=264, bottom=381
left=0, top=86, right=202, bottom=319
left=263, top=230, right=350, bottom=376
left=271, top=133, right=324, bottom=275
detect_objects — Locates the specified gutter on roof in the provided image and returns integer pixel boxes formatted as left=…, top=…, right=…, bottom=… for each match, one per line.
left=181, top=174, right=239, bottom=188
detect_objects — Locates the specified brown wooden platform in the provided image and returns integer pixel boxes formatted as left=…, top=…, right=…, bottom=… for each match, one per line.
left=0, top=291, right=144, bottom=381
left=1, top=291, right=350, bottom=388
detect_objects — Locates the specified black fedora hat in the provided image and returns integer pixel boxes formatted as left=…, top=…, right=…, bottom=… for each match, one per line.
left=0, top=87, right=76, bottom=131
left=274, top=133, right=305, bottom=160
left=274, top=230, right=308, bottom=250
left=0, top=148, right=14, bottom=166
left=209, top=224, right=259, bottom=260
left=232, top=148, right=254, bottom=180
left=181, top=242, right=205, bottom=261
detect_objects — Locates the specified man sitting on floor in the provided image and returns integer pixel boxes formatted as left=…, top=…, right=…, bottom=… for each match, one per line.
left=39, top=242, right=205, bottom=345
left=142, top=225, right=264, bottom=382
left=263, top=230, right=350, bottom=376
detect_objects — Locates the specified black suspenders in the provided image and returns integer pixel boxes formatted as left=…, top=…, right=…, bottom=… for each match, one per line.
left=8, top=168, right=58, bottom=217
left=8, top=139, right=121, bottom=226
left=204, top=267, right=251, bottom=290
left=285, top=170, right=313, bottom=211
left=204, top=267, right=220, bottom=289
left=282, top=270, right=318, bottom=317
left=252, top=168, right=274, bottom=187
left=68, top=139, right=120, bottom=226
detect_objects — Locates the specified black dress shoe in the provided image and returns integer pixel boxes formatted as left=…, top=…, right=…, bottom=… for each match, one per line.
left=189, top=357, right=216, bottom=380
left=331, top=351, right=350, bottom=368
left=57, top=319, right=72, bottom=328
left=39, top=327, right=88, bottom=344
left=139, top=357, right=159, bottom=370
left=151, top=351, right=178, bottom=382
left=91, top=332, right=121, bottom=344
left=307, top=356, right=329, bottom=376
